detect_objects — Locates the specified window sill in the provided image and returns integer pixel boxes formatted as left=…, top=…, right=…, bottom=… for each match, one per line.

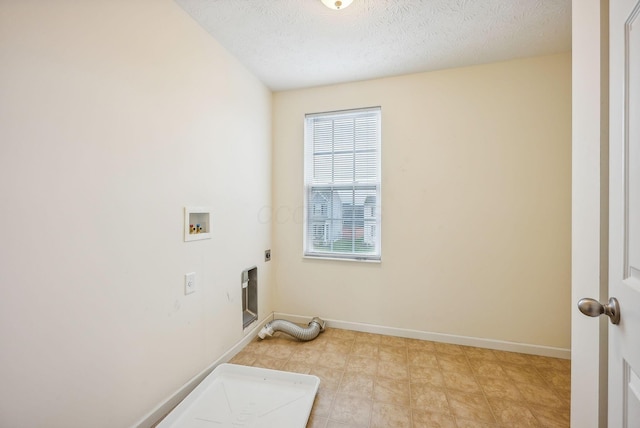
left=303, top=254, right=381, bottom=263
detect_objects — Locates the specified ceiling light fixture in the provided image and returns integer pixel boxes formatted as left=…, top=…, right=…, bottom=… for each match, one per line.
left=321, top=0, right=353, bottom=10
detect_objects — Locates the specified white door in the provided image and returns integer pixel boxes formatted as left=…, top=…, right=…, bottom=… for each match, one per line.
left=609, top=0, right=640, bottom=425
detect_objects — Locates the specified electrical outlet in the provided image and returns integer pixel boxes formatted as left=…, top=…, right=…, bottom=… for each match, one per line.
left=185, top=272, right=196, bottom=295
left=265, top=249, right=271, bottom=262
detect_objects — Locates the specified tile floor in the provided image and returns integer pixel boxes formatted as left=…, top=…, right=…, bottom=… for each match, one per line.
left=229, top=327, right=570, bottom=428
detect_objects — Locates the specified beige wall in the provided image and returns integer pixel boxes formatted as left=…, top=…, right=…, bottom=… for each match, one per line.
left=272, top=53, right=572, bottom=349
left=0, top=1, right=273, bottom=427
left=0, top=1, right=572, bottom=423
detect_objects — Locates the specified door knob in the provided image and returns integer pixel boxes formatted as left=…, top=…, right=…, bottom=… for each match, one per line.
left=578, top=297, right=620, bottom=325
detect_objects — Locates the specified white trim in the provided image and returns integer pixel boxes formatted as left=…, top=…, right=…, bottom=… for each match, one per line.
left=132, top=314, right=274, bottom=428
left=302, top=255, right=381, bottom=263
left=274, top=312, right=571, bottom=360
left=305, top=106, right=381, bottom=119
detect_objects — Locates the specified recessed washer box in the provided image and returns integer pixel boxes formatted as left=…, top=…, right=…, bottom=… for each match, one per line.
left=157, top=363, right=320, bottom=428
left=184, top=207, right=211, bottom=242
left=242, top=267, right=258, bottom=329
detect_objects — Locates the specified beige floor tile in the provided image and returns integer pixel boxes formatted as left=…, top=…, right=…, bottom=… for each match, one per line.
left=435, top=342, right=465, bottom=356
left=310, top=366, right=344, bottom=391
left=289, top=347, right=322, bottom=365
left=229, top=351, right=256, bottom=366
left=493, top=350, right=532, bottom=365
left=338, top=372, right=375, bottom=399
left=516, top=382, right=565, bottom=408
left=406, top=338, right=436, bottom=352
left=501, top=363, right=547, bottom=386
left=325, top=338, right=354, bottom=354
left=370, top=402, right=411, bottom=428
left=487, top=398, right=540, bottom=427
left=329, top=393, right=373, bottom=426
left=446, top=391, right=495, bottom=423
left=298, top=336, right=328, bottom=351
left=241, top=340, right=268, bottom=354
left=311, top=388, right=336, bottom=419
left=540, top=368, right=571, bottom=392
left=346, top=355, right=378, bottom=376
left=437, top=354, right=473, bottom=374
left=529, top=404, right=570, bottom=428
left=306, top=415, right=328, bottom=428
left=411, top=409, right=456, bottom=428
left=462, top=346, right=498, bottom=361
left=225, top=328, right=570, bottom=428
left=408, top=349, right=439, bottom=368
left=323, top=328, right=356, bottom=341
left=478, top=376, right=525, bottom=401
left=468, top=358, right=508, bottom=379
left=528, top=355, right=571, bottom=372
left=442, top=371, right=482, bottom=394
left=454, top=419, right=503, bottom=428
left=251, top=355, right=286, bottom=370
left=260, top=337, right=298, bottom=351
left=379, top=344, right=408, bottom=364
left=379, top=334, right=407, bottom=347
left=352, top=342, right=379, bottom=358
left=373, top=377, right=411, bottom=407
left=409, top=366, right=445, bottom=387
left=355, top=332, right=383, bottom=345
left=555, top=386, right=571, bottom=406
left=410, top=383, right=450, bottom=414
left=317, top=351, right=349, bottom=370
left=282, top=361, right=312, bottom=374
left=325, top=420, right=367, bottom=428
left=377, top=359, right=409, bottom=381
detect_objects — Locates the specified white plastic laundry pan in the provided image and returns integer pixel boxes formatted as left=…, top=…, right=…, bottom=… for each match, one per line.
left=156, top=363, right=320, bottom=428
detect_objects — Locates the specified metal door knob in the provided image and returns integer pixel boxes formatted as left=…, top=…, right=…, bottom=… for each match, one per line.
left=578, top=297, right=620, bottom=325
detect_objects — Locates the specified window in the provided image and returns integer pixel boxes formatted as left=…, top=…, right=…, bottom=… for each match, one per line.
left=304, top=107, right=381, bottom=261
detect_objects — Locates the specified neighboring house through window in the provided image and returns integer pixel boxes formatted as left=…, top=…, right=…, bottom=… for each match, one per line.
left=303, top=107, right=381, bottom=261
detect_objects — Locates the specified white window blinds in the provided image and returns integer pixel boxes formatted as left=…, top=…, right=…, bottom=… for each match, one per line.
left=304, top=107, right=381, bottom=261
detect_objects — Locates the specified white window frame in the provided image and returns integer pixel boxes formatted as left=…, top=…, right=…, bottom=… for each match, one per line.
left=303, top=107, right=382, bottom=262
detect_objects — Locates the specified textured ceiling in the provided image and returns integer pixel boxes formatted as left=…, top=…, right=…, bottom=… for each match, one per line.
left=174, top=0, right=571, bottom=91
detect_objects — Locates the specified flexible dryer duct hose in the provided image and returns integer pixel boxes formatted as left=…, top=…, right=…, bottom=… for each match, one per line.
left=258, top=317, right=325, bottom=341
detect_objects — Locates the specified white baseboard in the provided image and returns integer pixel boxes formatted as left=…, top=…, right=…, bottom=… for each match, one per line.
left=273, top=312, right=571, bottom=360
left=133, top=313, right=274, bottom=428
